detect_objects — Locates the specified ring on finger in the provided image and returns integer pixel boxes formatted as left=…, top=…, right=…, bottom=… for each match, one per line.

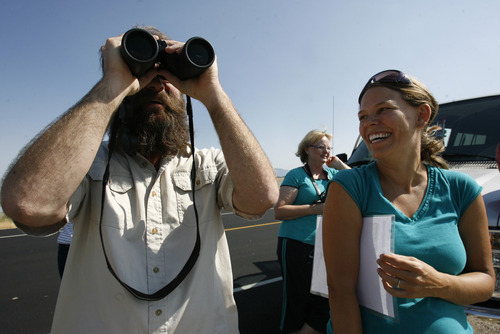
left=396, top=278, right=401, bottom=288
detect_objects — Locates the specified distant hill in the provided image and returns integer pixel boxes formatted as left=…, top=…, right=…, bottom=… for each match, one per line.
left=275, top=168, right=290, bottom=177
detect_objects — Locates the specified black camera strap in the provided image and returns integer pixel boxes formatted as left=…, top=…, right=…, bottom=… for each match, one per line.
left=99, top=96, right=200, bottom=301
left=303, top=164, right=329, bottom=202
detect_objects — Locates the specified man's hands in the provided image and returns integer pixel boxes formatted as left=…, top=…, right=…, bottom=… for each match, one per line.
left=100, top=33, right=222, bottom=110
left=155, top=40, right=223, bottom=108
left=100, top=34, right=164, bottom=101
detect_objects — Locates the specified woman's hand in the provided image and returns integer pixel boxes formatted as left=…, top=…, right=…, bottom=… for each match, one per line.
left=376, top=253, right=445, bottom=299
left=378, top=195, right=495, bottom=305
left=326, top=155, right=350, bottom=170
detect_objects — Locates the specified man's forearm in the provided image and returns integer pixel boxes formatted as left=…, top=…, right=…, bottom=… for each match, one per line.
left=205, top=88, right=278, bottom=215
left=1, top=79, right=125, bottom=228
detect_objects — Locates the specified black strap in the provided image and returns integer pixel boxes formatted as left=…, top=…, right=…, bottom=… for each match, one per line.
left=99, top=96, right=200, bottom=301
left=303, top=164, right=329, bottom=202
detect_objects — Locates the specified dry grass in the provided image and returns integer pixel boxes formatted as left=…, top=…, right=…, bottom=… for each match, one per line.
left=0, top=212, right=15, bottom=230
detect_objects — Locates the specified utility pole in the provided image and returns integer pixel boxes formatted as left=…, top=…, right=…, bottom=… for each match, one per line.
left=332, top=96, right=335, bottom=152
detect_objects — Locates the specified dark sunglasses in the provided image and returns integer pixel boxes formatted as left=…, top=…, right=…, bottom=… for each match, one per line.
left=358, top=69, right=413, bottom=103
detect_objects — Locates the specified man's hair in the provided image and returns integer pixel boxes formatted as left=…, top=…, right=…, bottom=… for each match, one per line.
left=139, top=25, right=172, bottom=41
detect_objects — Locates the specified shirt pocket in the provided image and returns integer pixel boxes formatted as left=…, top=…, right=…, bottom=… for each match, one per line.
left=172, top=167, right=218, bottom=227
left=103, top=176, right=136, bottom=230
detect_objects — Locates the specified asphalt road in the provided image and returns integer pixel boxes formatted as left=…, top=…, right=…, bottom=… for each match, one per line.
left=0, top=210, right=284, bottom=334
left=2, top=212, right=500, bottom=333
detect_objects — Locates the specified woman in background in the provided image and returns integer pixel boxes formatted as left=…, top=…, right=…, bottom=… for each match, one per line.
left=275, top=129, right=350, bottom=334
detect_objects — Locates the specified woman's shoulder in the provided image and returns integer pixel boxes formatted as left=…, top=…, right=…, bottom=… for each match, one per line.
left=430, top=165, right=477, bottom=184
left=281, top=166, right=308, bottom=187
left=428, top=165, right=483, bottom=200
left=291, top=165, right=306, bottom=172
left=285, top=166, right=307, bottom=177
left=332, top=162, right=375, bottom=180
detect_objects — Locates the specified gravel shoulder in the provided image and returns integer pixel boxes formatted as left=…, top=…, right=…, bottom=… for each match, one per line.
left=468, top=315, right=500, bottom=333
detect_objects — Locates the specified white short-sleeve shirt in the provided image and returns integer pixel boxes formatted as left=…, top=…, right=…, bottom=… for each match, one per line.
left=51, top=143, right=252, bottom=333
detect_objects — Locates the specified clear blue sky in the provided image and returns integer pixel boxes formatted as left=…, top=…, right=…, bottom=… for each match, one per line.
left=1, top=0, right=499, bottom=182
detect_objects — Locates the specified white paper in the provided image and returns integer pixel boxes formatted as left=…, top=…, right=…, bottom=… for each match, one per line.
left=311, top=215, right=395, bottom=318
left=311, top=216, right=328, bottom=298
left=356, top=215, right=395, bottom=318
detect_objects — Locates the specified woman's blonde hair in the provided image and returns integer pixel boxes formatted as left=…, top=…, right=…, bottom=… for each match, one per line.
left=296, top=130, right=333, bottom=164
left=360, top=74, right=448, bottom=169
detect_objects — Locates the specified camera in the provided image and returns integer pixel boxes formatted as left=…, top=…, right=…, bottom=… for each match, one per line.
left=312, top=191, right=326, bottom=204
left=120, top=28, right=215, bottom=80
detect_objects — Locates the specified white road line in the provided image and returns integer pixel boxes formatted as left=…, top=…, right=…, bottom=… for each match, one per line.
left=233, top=276, right=282, bottom=293
left=0, top=233, right=26, bottom=239
left=2, top=223, right=282, bottom=293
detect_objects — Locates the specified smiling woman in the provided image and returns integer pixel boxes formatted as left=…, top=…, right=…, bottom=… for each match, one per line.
left=323, top=70, right=495, bottom=334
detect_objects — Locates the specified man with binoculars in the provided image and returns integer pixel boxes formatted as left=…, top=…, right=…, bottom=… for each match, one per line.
left=1, top=26, right=278, bottom=333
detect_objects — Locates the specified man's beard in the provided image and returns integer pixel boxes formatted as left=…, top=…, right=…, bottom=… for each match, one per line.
left=128, top=89, right=190, bottom=158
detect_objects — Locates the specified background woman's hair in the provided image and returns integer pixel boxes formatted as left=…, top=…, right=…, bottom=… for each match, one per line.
left=360, top=75, right=448, bottom=169
left=296, top=129, right=333, bottom=164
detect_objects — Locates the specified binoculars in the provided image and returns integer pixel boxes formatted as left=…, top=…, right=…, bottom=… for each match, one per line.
left=120, top=28, right=215, bottom=80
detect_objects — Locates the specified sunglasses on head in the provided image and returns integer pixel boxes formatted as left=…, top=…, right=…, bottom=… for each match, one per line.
left=358, top=70, right=413, bottom=103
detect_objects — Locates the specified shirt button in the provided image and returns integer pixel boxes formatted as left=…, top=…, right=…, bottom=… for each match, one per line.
left=153, top=267, right=160, bottom=273
left=152, top=227, right=158, bottom=234
left=196, top=180, right=201, bottom=185
left=155, top=309, right=162, bottom=316
left=152, top=191, right=157, bottom=197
